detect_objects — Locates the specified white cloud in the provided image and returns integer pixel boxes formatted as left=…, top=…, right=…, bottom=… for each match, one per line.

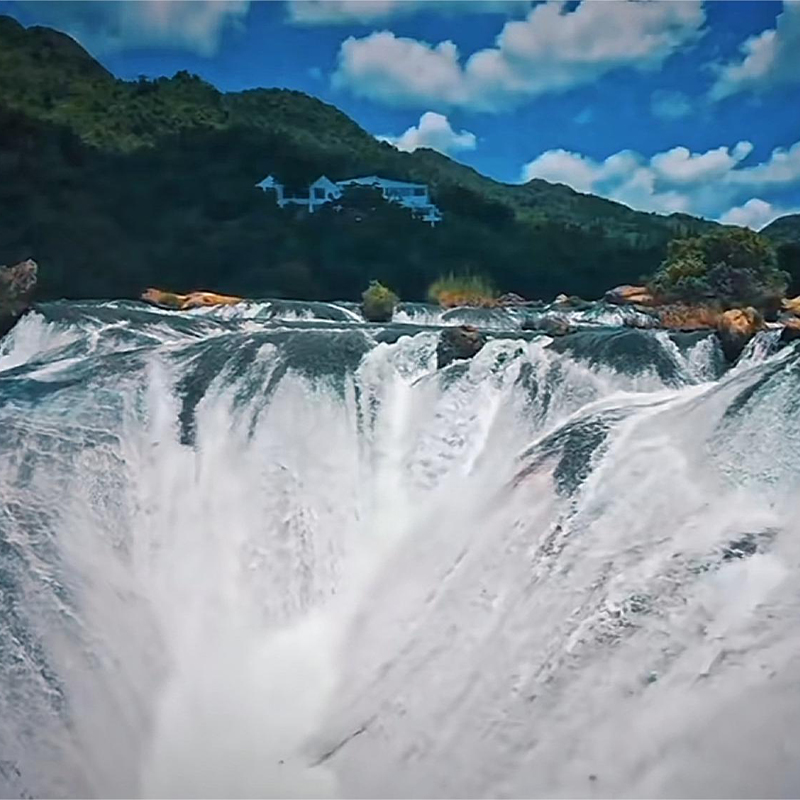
left=378, top=111, right=477, bottom=154
left=719, top=198, right=800, bottom=230
left=333, top=0, right=705, bottom=111
left=286, top=0, right=529, bottom=25
left=650, top=89, right=693, bottom=120
left=335, top=32, right=465, bottom=106
left=650, top=141, right=753, bottom=185
left=710, top=1, right=800, bottom=100
left=520, top=138, right=800, bottom=227
left=728, top=140, right=800, bottom=187
left=18, top=0, right=249, bottom=56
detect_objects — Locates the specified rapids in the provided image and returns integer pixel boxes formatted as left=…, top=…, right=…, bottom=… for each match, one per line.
left=0, top=299, right=799, bottom=798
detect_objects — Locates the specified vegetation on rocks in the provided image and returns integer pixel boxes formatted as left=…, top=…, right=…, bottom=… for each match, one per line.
left=647, top=228, right=788, bottom=310
left=361, top=280, right=398, bottom=322
left=427, top=274, right=497, bottom=308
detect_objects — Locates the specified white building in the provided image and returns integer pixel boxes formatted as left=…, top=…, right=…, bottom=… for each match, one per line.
left=256, top=174, right=442, bottom=225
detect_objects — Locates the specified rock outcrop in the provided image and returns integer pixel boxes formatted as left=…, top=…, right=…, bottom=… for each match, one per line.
left=436, top=325, right=487, bottom=369
left=780, top=317, right=800, bottom=344
left=522, top=315, right=574, bottom=336
left=553, top=294, right=592, bottom=310
left=622, top=312, right=661, bottom=330
left=657, top=304, right=721, bottom=331
left=496, top=292, right=528, bottom=307
left=0, top=259, right=37, bottom=338
left=782, top=296, right=800, bottom=317
left=716, top=307, right=764, bottom=362
left=141, top=288, right=242, bottom=310
left=604, top=285, right=656, bottom=307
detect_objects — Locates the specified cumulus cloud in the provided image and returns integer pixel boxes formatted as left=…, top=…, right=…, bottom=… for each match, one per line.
left=650, top=141, right=753, bottom=185
left=710, top=0, right=800, bottom=100
left=286, top=0, right=530, bottom=25
left=520, top=139, right=800, bottom=227
left=719, top=198, right=800, bottom=230
left=17, top=0, right=249, bottom=56
left=333, top=0, right=705, bottom=111
left=650, top=89, right=693, bottom=120
left=377, top=111, right=477, bottom=155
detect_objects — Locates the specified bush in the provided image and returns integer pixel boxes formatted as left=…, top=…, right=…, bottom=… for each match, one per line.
left=427, top=273, right=497, bottom=308
left=648, top=227, right=788, bottom=307
left=361, top=279, right=398, bottom=322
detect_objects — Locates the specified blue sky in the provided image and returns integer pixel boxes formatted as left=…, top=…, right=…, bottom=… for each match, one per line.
left=3, top=0, right=800, bottom=228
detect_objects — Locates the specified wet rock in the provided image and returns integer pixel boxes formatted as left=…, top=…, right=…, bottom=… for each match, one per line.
left=496, top=292, right=528, bottom=307
left=722, top=533, right=759, bottom=561
left=657, top=304, right=721, bottom=331
left=554, top=293, right=592, bottom=310
left=782, top=295, right=800, bottom=317
left=716, top=307, right=764, bottom=363
left=0, top=258, right=37, bottom=338
left=604, top=284, right=656, bottom=306
left=622, top=312, right=661, bottom=330
left=436, top=325, right=487, bottom=369
left=762, top=296, right=782, bottom=323
left=780, top=317, right=800, bottom=345
left=141, top=287, right=242, bottom=310
left=522, top=315, right=574, bottom=336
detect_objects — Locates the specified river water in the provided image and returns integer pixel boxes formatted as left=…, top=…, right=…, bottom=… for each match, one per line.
left=0, top=299, right=798, bottom=798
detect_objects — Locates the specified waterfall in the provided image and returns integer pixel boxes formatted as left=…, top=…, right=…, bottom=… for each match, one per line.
left=1, top=300, right=798, bottom=798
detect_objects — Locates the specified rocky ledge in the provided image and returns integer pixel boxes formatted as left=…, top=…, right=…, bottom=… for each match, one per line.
left=608, top=284, right=800, bottom=362
left=141, top=288, right=242, bottom=310
left=0, top=259, right=38, bottom=338
left=437, top=325, right=487, bottom=369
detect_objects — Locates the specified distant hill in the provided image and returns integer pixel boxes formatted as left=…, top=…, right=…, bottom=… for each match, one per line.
left=761, top=215, right=800, bottom=295
left=761, top=214, right=800, bottom=245
left=0, top=14, right=723, bottom=302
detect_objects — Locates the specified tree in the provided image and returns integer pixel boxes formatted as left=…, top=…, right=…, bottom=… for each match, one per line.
left=648, top=227, right=788, bottom=307
left=361, top=280, right=398, bottom=321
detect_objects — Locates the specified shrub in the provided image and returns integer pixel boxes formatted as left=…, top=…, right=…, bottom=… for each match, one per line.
left=427, top=273, right=497, bottom=308
left=648, top=227, right=788, bottom=308
left=361, top=279, right=398, bottom=322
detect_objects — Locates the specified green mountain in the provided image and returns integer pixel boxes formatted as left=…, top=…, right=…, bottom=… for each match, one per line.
left=761, top=214, right=800, bottom=245
left=761, top=215, right=800, bottom=294
left=0, top=14, right=722, bottom=302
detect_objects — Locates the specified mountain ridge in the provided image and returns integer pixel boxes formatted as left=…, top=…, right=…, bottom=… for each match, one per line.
left=4, top=14, right=773, bottom=303
left=760, top=213, right=800, bottom=244
left=0, top=14, right=719, bottom=239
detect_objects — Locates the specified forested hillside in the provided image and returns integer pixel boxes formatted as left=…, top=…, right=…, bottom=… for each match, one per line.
left=1, top=14, right=724, bottom=302
left=760, top=215, right=800, bottom=294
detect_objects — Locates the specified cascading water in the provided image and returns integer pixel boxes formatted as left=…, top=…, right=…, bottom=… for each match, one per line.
left=1, top=299, right=799, bottom=799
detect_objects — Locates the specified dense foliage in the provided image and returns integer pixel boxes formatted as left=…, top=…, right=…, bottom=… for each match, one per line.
left=760, top=214, right=800, bottom=295
left=427, top=274, right=497, bottom=308
left=760, top=213, right=800, bottom=246
left=361, top=280, right=399, bottom=321
left=648, top=228, right=789, bottom=307
left=0, top=14, right=747, bottom=303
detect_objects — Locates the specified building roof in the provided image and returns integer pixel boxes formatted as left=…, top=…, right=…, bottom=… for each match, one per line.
left=336, top=175, right=427, bottom=189
left=310, top=175, right=339, bottom=188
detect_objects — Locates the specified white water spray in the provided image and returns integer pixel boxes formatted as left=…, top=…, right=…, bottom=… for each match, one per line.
left=0, top=302, right=799, bottom=798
